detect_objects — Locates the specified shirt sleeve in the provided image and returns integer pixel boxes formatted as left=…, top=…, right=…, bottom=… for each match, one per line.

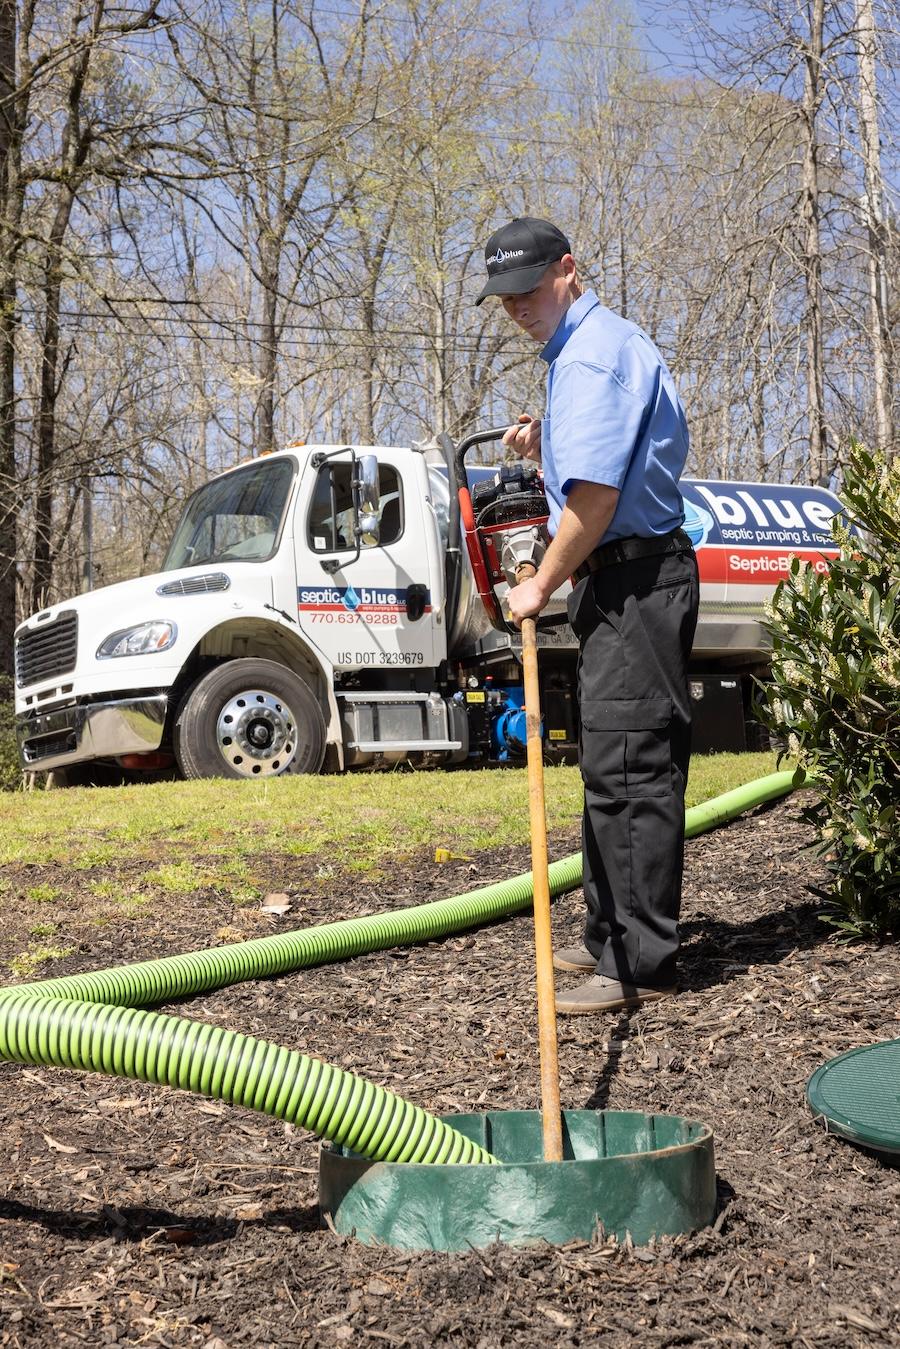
left=548, top=357, right=650, bottom=496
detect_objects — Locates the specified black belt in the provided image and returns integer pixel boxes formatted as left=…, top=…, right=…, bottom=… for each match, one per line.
left=573, top=528, right=692, bottom=581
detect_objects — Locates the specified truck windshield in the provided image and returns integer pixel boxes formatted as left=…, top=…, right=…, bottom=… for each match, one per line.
left=162, top=458, right=295, bottom=570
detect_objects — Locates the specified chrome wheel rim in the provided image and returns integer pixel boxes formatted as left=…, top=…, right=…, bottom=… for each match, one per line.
left=216, top=688, right=298, bottom=776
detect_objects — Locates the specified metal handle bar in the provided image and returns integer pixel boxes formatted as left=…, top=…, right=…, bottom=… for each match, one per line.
left=453, top=426, right=511, bottom=488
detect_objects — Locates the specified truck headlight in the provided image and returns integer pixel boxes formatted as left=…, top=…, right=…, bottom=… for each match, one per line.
left=97, top=621, right=177, bottom=659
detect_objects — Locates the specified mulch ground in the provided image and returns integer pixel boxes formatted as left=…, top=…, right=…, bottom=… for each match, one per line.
left=1, top=792, right=899, bottom=1347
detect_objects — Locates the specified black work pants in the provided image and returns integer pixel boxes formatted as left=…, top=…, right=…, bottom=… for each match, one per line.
left=567, top=544, right=699, bottom=988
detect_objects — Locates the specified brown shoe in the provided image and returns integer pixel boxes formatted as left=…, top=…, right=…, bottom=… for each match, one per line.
left=555, top=975, right=677, bottom=1015
left=552, top=947, right=597, bottom=972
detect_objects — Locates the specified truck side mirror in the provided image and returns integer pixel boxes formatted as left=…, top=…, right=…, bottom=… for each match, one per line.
left=358, top=510, right=380, bottom=545
left=356, top=455, right=380, bottom=517
left=354, top=455, right=381, bottom=546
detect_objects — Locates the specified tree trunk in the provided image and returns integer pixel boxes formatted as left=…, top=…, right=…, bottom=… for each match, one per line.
left=360, top=289, right=376, bottom=446
left=800, top=0, right=828, bottom=484
left=255, top=228, right=281, bottom=454
left=0, top=0, right=17, bottom=674
left=855, top=0, right=893, bottom=454
left=358, top=212, right=396, bottom=445
left=31, top=184, right=78, bottom=611
left=29, top=0, right=96, bottom=612
left=432, top=267, right=447, bottom=433
left=81, top=474, right=93, bottom=592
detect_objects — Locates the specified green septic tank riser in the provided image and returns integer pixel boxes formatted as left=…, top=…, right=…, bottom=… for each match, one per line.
left=320, top=1109, right=717, bottom=1251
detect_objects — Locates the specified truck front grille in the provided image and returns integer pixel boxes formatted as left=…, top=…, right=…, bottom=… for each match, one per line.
left=15, top=611, right=78, bottom=688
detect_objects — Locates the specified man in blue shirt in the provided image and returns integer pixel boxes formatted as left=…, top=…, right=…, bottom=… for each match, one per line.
left=477, top=216, right=699, bottom=1013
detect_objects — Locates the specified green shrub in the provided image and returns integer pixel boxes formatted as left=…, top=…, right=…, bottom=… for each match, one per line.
left=0, top=675, right=22, bottom=792
left=760, top=445, right=899, bottom=939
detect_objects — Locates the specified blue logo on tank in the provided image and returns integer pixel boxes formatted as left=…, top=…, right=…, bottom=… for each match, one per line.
left=682, top=499, right=715, bottom=549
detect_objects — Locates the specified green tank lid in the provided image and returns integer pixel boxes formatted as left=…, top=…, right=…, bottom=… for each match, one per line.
left=807, top=1038, right=900, bottom=1155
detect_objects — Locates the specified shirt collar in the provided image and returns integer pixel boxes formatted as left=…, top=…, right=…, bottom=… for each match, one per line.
left=540, top=289, right=600, bottom=364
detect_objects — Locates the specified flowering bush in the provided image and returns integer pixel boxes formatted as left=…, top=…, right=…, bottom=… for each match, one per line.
left=761, top=445, right=899, bottom=939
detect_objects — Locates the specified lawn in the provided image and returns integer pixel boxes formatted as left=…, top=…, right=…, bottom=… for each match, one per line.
left=0, top=751, right=779, bottom=875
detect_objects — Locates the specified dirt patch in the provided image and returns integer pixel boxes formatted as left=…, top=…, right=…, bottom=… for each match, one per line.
left=1, top=795, right=899, bottom=1347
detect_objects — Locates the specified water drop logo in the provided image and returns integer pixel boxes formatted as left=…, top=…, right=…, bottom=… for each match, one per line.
left=342, top=585, right=361, bottom=612
left=682, top=498, right=715, bottom=549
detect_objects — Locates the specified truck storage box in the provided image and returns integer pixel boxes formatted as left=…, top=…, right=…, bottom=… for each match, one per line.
left=689, top=675, right=746, bottom=754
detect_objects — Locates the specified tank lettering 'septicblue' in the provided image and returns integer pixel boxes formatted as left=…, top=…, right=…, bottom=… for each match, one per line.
left=298, top=585, right=431, bottom=613
left=681, top=480, right=847, bottom=551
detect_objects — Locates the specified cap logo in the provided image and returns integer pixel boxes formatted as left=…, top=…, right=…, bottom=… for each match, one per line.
left=487, top=247, right=525, bottom=270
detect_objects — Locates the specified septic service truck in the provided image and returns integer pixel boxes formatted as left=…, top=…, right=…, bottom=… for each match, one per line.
left=13, top=428, right=843, bottom=783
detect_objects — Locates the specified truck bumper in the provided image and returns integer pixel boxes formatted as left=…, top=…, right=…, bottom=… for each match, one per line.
left=16, top=694, right=168, bottom=772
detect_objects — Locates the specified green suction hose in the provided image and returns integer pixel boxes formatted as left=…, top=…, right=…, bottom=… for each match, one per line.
left=684, top=767, right=805, bottom=838
left=0, top=768, right=802, bottom=1167
left=7, top=852, right=585, bottom=1009
left=0, top=991, right=497, bottom=1165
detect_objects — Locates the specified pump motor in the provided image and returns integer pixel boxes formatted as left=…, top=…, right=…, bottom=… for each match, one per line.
left=470, top=462, right=548, bottom=527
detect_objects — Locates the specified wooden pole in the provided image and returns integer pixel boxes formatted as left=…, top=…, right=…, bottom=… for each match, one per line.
left=517, top=562, right=564, bottom=1162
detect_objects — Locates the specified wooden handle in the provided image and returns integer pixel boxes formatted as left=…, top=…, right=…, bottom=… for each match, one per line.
left=517, top=565, right=564, bottom=1162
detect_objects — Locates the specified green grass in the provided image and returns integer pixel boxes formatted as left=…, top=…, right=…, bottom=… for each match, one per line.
left=146, top=860, right=214, bottom=894
left=89, top=878, right=126, bottom=901
left=25, top=884, right=61, bottom=904
left=0, top=753, right=780, bottom=873
left=29, top=921, right=58, bottom=938
left=7, top=943, right=75, bottom=979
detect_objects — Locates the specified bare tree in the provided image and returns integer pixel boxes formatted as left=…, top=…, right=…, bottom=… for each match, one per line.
left=167, top=0, right=385, bottom=455
left=649, top=0, right=897, bottom=483
left=0, top=0, right=18, bottom=673
left=29, top=1, right=163, bottom=611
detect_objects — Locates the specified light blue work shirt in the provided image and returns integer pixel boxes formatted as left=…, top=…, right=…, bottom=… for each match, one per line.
left=539, top=290, right=688, bottom=541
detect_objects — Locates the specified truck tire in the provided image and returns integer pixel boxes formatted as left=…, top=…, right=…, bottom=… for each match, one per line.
left=173, top=659, right=326, bottom=780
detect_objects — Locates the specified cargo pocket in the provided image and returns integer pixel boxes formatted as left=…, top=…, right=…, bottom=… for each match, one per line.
left=580, top=696, right=673, bottom=798
left=567, top=573, right=617, bottom=641
left=567, top=575, right=596, bottom=640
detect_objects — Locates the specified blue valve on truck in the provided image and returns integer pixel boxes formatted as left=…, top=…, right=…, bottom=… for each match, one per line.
left=490, top=686, right=541, bottom=762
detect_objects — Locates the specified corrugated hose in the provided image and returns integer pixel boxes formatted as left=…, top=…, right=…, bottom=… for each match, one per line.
left=0, top=769, right=803, bottom=1166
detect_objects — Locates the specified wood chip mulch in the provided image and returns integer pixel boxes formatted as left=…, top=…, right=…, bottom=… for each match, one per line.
left=1, top=793, right=899, bottom=1347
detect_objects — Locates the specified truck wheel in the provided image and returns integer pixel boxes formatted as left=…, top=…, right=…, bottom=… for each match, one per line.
left=174, top=659, right=326, bottom=779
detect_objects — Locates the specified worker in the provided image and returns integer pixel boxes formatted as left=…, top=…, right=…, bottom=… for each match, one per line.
left=476, top=216, right=699, bottom=1014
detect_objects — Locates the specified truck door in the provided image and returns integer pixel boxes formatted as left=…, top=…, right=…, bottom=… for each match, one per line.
left=294, top=450, right=443, bottom=673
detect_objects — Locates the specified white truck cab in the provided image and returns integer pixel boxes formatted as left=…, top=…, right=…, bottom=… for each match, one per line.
left=15, top=443, right=481, bottom=780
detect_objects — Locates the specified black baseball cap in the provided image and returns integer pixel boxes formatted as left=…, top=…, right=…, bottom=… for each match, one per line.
left=476, top=217, right=571, bottom=305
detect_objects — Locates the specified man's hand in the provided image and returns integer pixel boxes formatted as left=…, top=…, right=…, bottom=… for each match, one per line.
left=505, top=574, right=550, bottom=627
left=502, top=414, right=541, bottom=463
